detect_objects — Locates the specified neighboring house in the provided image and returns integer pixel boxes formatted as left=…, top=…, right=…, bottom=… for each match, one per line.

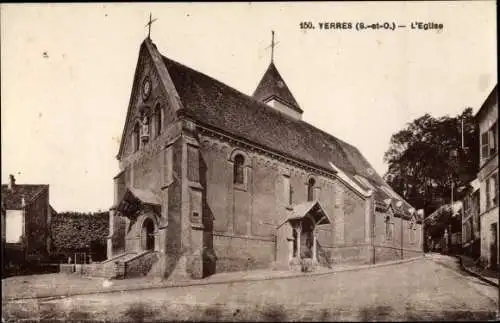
left=1, top=175, right=55, bottom=264
left=475, top=84, right=498, bottom=269
left=425, top=201, right=463, bottom=254
left=461, top=178, right=480, bottom=259
left=102, top=37, right=423, bottom=280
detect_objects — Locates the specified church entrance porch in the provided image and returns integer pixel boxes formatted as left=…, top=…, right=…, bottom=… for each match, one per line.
left=299, top=216, right=315, bottom=259
left=114, top=187, right=162, bottom=254
left=276, top=201, right=331, bottom=272
left=141, top=217, right=156, bottom=252
left=107, top=187, right=163, bottom=278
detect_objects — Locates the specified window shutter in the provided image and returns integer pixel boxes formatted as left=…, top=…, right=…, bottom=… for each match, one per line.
left=482, top=132, right=489, bottom=159
left=489, top=129, right=495, bottom=149
left=489, top=123, right=497, bottom=154
left=491, top=174, right=498, bottom=206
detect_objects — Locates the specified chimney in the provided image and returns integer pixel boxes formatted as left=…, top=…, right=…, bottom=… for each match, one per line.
left=8, top=174, right=16, bottom=190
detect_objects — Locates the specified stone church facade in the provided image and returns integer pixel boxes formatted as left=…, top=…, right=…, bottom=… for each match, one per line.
left=105, top=38, right=423, bottom=280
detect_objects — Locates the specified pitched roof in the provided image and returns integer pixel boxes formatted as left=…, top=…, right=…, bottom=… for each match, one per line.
left=1, top=184, right=48, bottom=210
left=277, top=200, right=331, bottom=228
left=252, top=62, right=302, bottom=113
left=426, top=201, right=463, bottom=222
left=163, top=56, right=360, bottom=177
left=114, top=187, right=161, bottom=214
left=146, top=42, right=415, bottom=210
left=128, top=188, right=161, bottom=206
left=474, top=84, right=497, bottom=121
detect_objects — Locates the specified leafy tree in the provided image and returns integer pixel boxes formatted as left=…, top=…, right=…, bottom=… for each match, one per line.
left=51, top=211, right=109, bottom=261
left=383, top=108, right=479, bottom=217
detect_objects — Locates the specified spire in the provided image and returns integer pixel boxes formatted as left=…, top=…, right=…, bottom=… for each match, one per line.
left=253, top=62, right=303, bottom=119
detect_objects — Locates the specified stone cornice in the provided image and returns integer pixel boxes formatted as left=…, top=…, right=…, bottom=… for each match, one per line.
left=193, top=121, right=369, bottom=200
left=196, top=123, right=333, bottom=177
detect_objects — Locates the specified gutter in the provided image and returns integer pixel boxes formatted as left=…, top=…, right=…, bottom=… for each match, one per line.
left=457, top=256, right=499, bottom=288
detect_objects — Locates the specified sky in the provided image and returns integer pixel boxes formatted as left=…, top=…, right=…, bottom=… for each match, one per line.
left=1, top=2, right=497, bottom=212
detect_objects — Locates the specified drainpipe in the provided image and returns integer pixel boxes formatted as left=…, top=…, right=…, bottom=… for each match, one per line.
left=401, top=216, right=404, bottom=260
left=372, top=204, right=375, bottom=264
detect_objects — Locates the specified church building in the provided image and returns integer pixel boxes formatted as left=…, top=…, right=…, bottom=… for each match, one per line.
left=104, top=36, right=423, bottom=280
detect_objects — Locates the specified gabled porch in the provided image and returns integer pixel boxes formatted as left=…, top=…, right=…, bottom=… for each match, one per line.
left=276, top=201, right=332, bottom=271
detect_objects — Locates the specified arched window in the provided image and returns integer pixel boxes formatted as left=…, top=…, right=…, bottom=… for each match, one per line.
left=154, top=104, right=162, bottom=138
left=233, top=154, right=245, bottom=184
left=140, top=115, right=150, bottom=145
left=307, top=178, right=316, bottom=201
left=133, top=122, right=140, bottom=152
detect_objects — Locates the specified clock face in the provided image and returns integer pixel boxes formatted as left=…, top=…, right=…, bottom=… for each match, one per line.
left=142, top=77, right=151, bottom=100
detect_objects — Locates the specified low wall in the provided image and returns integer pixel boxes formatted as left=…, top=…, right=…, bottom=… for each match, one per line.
left=59, top=262, right=116, bottom=278
left=124, top=251, right=159, bottom=278
left=59, top=264, right=75, bottom=275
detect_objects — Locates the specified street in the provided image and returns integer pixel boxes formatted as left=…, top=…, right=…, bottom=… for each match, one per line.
left=2, top=255, right=498, bottom=321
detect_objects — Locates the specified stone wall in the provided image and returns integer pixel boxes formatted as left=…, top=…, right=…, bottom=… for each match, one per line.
left=402, top=249, right=422, bottom=259
left=374, top=246, right=401, bottom=263
left=60, top=262, right=116, bottom=278
left=372, top=210, right=422, bottom=263
left=323, top=245, right=371, bottom=265
left=480, top=207, right=499, bottom=268
left=342, top=189, right=366, bottom=245
left=212, top=234, right=275, bottom=272
left=124, top=251, right=159, bottom=278
left=198, top=134, right=368, bottom=272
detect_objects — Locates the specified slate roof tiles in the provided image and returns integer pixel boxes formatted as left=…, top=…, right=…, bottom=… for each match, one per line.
left=142, top=40, right=416, bottom=214
left=1, top=184, right=48, bottom=210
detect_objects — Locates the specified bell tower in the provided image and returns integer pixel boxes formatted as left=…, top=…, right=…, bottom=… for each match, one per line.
left=253, top=31, right=303, bottom=120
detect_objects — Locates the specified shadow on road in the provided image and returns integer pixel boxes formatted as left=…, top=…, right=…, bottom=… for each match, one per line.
left=3, top=300, right=497, bottom=322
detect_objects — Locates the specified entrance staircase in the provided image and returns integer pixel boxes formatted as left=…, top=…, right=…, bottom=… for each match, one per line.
left=68, top=251, right=160, bottom=279
left=108, top=251, right=160, bottom=279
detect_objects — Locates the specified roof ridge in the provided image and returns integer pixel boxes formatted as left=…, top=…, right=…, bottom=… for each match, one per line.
left=163, top=55, right=359, bottom=155
left=160, top=53, right=395, bottom=191
left=1, top=184, right=49, bottom=188
left=26, top=185, right=49, bottom=204
left=163, top=56, right=287, bottom=114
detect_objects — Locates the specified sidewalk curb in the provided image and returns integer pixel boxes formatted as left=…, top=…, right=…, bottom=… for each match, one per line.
left=3, top=256, right=423, bottom=302
left=456, top=257, right=499, bottom=288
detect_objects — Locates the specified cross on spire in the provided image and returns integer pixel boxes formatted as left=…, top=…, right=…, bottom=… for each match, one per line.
left=265, top=30, right=280, bottom=63
left=145, top=13, right=157, bottom=39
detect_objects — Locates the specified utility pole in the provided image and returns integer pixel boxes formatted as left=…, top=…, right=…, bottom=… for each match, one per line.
left=461, top=117, right=465, bottom=149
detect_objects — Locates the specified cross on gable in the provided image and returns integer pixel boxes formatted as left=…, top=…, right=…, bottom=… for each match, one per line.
left=145, top=13, right=157, bottom=39
left=265, top=30, right=280, bottom=63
